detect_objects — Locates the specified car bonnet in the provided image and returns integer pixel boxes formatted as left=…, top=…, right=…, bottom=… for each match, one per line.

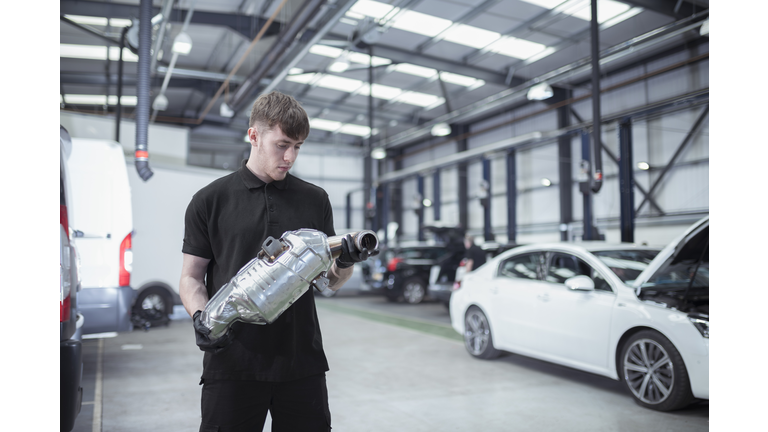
left=631, top=216, right=709, bottom=290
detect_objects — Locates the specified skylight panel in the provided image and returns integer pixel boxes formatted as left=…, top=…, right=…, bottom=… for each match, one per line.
left=439, top=72, right=483, bottom=89
left=310, top=118, right=343, bottom=132
left=394, top=92, right=444, bottom=108
left=349, top=0, right=399, bottom=20
left=316, top=75, right=365, bottom=93
left=338, top=124, right=373, bottom=137
left=569, top=0, right=632, bottom=23
left=391, top=10, right=453, bottom=37
left=441, top=24, right=501, bottom=49
left=357, top=83, right=403, bottom=100
left=519, top=0, right=568, bottom=8
left=389, top=63, right=437, bottom=79
left=285, top=73, right=317, bottom=84
left=309, top=44, right=344, bottom=58
left=488, top=36, right=549, bottom=60
left=347, top=51, right=392, bottom=66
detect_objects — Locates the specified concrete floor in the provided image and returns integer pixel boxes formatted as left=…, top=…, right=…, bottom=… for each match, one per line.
left=71, top=290, right=709, bottom=432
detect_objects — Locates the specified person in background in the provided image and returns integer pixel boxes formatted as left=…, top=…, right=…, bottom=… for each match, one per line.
left=179, top=91, right=376, bottom=432
left=463, top=234, right=486, bottom=273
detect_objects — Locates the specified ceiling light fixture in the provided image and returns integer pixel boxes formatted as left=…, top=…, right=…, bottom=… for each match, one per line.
left=637, top=162, right=650, bottom=170
left=699, top=19, right=709, bottom=37
left=371, top=147, right=387, bottom=159
left=172, top=32, right=193, bottom=55
left=527, top=82, right=554, bottom=100
left=541, top=178, right=552, bottom=187
left=220, top=103, right=235, bottom=118
left=152, top=94, right=168, bottom=111
left=431, top=123, right=451, bottom=137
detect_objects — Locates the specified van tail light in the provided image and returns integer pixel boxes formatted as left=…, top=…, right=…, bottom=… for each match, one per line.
left=61, top=205, right=71, bottom=322
left=119, top=233, right=132, bottom=286
left=387, top=257, right=403, bottom=272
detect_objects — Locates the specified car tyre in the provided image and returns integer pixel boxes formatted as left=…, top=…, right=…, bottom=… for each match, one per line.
left=464, top=306, right=500, bottom=360
left=619, top=330, right=694, bottom=411
left=134, top=287, right=171, bottom=327
left=402, top=277, right=426, bottom=304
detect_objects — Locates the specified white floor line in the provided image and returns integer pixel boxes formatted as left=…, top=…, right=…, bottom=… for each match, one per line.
left=92, top=338, right=104, bottom=432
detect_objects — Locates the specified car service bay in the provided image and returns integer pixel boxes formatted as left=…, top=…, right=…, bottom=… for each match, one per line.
left=71, top=292, right=709, bottom=432
left=35, top=0, right=766, bottom=430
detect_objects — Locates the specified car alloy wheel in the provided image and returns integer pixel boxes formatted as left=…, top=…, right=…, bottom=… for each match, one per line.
left=464, top=306, right=500, bottom=359
left=140, top=293, right=166, bottom=321
left=403, top=278, right=425, bottom=304
left=620, top=330, right=694, bottom=411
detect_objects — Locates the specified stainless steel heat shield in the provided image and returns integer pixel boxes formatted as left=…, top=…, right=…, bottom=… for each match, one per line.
left=200, top=229, right=378, bottom=339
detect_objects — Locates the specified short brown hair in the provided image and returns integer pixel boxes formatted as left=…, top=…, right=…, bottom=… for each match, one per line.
left=249, top=91, right=310, bottom=141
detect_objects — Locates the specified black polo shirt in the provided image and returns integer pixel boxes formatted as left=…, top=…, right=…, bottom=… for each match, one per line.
left=183, top=161, right=335, bottom=382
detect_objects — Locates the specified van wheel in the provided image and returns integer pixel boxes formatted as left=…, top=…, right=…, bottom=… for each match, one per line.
left=134, top=287, right=171, bottom=327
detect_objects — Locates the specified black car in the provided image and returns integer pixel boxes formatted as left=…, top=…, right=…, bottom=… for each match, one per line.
left=381, top=242, right=466, bottom=304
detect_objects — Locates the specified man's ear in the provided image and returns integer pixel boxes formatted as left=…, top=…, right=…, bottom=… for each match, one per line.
left=247, top=127, right=259, bottom=147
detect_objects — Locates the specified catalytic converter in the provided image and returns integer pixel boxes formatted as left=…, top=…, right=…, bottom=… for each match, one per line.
left=199, top=229, right=378, bottom=339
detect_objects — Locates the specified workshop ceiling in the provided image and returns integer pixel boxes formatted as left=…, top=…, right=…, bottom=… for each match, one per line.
left=60, top=0, right=709, bottom=148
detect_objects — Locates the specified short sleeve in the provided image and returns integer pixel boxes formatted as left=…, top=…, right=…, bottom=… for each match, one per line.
left=182, top=193, right=213, bottom=259
left=322, top=192, right=336, bottom=238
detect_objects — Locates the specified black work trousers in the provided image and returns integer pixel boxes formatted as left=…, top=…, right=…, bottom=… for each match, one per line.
left=199, top=373, right=331, bottom=431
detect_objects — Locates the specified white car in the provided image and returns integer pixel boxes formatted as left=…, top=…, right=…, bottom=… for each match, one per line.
left=450, top=217, right=709, bottom=411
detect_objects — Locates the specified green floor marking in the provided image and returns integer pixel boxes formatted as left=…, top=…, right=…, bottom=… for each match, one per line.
left=316, top=300, right=463, bottom=342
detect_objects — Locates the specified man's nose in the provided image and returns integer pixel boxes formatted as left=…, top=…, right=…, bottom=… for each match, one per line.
left=284, top=147, right=297, bottom=163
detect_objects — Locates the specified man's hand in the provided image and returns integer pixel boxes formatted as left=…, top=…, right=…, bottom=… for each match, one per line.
left=193, top=310, right=234, bottom=354
left=335, top=234, right=379, bottom=269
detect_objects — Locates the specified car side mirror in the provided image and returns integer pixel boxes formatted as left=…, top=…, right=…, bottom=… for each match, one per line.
left=565, top=275, right=595, bottom=291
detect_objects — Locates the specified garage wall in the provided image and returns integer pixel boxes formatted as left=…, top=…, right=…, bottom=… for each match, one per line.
left=385, top=43, right=709, bottom=246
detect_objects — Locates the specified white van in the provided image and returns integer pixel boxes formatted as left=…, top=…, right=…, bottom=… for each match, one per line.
left=66, top=137, right=134, bottom=335
left=127, top=163, right=229, bottom=325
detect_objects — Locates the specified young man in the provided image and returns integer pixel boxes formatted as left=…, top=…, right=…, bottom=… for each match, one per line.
left=179, top=91, right=373, bottom=431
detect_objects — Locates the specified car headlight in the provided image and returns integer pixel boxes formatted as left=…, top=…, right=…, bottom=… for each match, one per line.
left=688, top=314, right=709, bottom=338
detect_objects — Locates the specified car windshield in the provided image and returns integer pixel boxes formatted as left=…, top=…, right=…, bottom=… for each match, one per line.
left=592, top=250, right=661, bottom=283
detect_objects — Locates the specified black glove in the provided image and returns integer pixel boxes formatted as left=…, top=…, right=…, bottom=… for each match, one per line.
left=336, top=234, right=379, bottom=269
left=192, top=310, right=234, bottom=354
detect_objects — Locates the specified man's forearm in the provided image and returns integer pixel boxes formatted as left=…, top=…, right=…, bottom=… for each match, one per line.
left=180, top=277, right=210, bottom=318
left=326, top=262, right=353, bottom=291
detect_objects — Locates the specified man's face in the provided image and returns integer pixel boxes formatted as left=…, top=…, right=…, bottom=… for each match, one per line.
left=247, top=125, right=304, bottom=183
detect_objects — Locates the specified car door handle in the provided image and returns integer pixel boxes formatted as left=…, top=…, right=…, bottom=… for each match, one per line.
left=537, top=294, right=549, bottom=302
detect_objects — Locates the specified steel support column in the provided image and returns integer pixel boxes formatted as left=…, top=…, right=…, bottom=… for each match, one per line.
left=433, top=170, right=441, bottom=221
left=557, top=91, right=573, bottom=241
left=456, top=125, right=469, bottom=231
left=382, top=183, right=390, bottom=248
left=482, top=158, right=493, bottom=242
left=580, top=131, right=595, bottom=240
left=417, top=175, right=426, bottom=241
left=618, top=117, right=635, bottom=242
left=506, top=149, right=517, bottom=243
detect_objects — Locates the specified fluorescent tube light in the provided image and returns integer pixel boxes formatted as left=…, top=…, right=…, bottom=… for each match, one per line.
left=64, top=15, right=132, bottom=27
left=317, top=75, right=365, bottom=93
left=63, top=94, right=137, bottom=106
left=395, top=92, right=443, bottom=107
left=390, top=63, right=437, bottom=79
left=357, top=83, right=403, bottom=100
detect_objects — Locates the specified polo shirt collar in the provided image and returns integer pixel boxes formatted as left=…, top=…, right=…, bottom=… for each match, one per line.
left=238, top=160, right=289, bottom=190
